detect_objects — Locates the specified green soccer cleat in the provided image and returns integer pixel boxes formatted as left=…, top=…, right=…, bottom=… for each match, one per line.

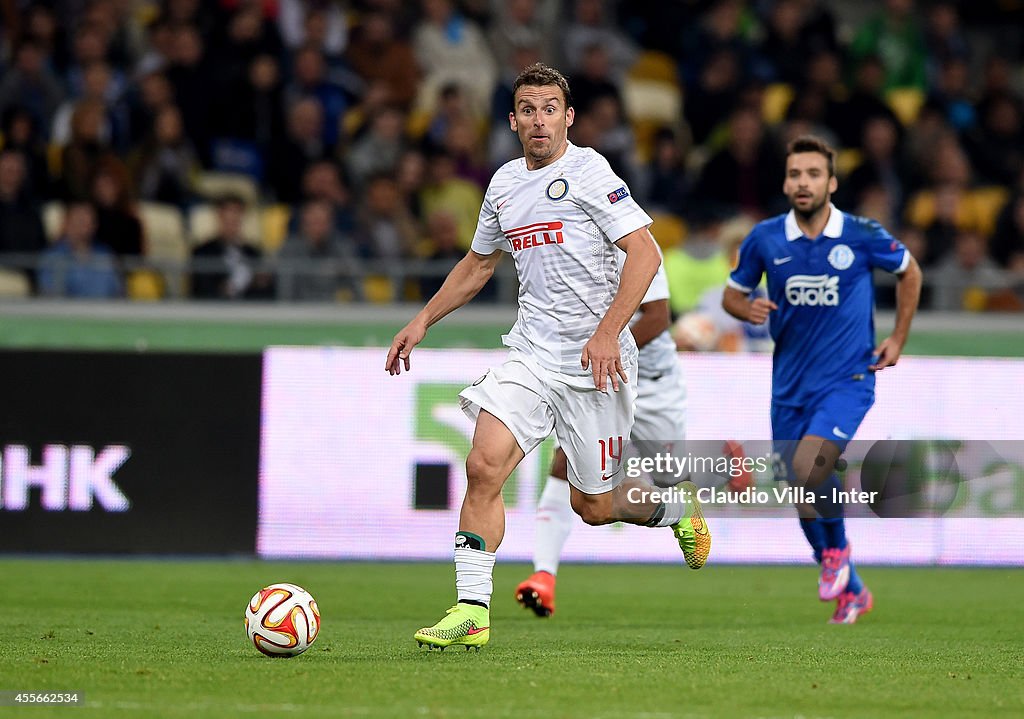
left=672, top=480, right=712, bottom=569
left=414, top=603, right=490, bottom=651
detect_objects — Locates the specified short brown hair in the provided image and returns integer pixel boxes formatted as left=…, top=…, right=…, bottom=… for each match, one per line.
left=511, top=62, right=573, bottom=109
left=786, top=135, right=836, bottom=177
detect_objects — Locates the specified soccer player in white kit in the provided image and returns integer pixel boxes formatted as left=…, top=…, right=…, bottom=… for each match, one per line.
left=386, top=64, right=710, bottom=651
left=515, top=259, right=690, bottom=618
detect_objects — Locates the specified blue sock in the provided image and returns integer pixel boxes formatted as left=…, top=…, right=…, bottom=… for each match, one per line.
left=799, top=518, right=826, bottom=564
left=846, top=563, right=864, bottom=594
left=820, top=517, right=847, bottom=550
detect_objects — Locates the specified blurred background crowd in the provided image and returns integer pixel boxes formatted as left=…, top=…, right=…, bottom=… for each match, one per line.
left=0, top=0, right=1023, bottom=319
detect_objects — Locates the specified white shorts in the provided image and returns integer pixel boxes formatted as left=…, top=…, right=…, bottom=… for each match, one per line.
left=630, top=365, right=688, bottom=487
left=459, top=350, right=638, bottom=495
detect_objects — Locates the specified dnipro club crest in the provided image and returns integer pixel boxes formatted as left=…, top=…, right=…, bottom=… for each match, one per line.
left=828, top=244, right=855, bottom=270
left=546, top=178, right=569, bottom=201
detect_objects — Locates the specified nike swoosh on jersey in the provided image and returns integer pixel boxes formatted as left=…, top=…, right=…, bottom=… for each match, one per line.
left=832, top=426, right=851, bottom=439
left=773, top=256, right=793, bottom=265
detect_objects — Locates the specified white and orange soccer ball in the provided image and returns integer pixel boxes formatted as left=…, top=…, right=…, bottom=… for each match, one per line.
left=244, top=583, right=321, bottom=657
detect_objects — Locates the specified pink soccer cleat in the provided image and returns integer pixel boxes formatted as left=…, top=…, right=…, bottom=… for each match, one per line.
left=819, top=543, right=851, bottom=601
left=515, top=571, right=556, bottom=617
left=829, top=587, right=874, bottom=624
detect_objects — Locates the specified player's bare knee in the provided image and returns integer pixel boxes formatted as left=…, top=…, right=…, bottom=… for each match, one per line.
left=571, top=494, right=614, bottom=526
left=465, top=449, right=507, bottom=495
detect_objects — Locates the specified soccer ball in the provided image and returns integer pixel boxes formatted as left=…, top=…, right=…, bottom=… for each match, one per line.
left=244, top=583, right=321, bottom=657
left=672, top=311, right=721, bottom=352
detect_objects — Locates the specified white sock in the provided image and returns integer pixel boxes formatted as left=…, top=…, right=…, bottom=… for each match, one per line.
left=455, top=547, right=495, bottom=607
left=533, top=476, right=575, bottom=575
left=650, top=484, right=688, bottom=527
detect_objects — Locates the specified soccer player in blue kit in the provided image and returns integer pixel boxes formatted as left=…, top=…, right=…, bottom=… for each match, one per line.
left=722, top=136, right=922, bottom=624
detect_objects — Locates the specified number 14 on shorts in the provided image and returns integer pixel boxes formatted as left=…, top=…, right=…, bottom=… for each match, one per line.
left=598, top=436, right=623, bottom=480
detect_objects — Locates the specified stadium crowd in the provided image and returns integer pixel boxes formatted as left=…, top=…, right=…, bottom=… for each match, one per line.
left=0, top=0, right=1022, bottom=310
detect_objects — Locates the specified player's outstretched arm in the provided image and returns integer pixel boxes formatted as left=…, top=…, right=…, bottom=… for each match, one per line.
left=582, top=228, right=661, bottom=391
left=871, top=255, right=922, bottom=371
left=722, top=286, right=777, bottom=324
left=385, top=250, right=501, bottom=375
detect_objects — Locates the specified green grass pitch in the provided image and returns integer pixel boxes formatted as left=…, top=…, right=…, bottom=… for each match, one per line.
left=1, top=559, right=1021, bottom=718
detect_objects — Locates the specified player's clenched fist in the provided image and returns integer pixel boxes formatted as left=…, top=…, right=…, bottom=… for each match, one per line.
left=385, top=320, right=427, bottom=375
left=747, top=297, right=778, bottom=325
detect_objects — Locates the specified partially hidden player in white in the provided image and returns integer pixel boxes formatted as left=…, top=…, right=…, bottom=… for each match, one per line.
left=514, top=256, right=692, bottom=618
left=386, top=63, right=711, bottom=651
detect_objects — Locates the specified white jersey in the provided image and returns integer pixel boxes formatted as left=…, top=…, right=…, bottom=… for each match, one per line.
left=628, top=258, right=679, bottom=380
left=471, top=143, right=653, bottom=378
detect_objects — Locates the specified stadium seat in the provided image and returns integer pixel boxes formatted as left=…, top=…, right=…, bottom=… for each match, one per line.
left=42, top=200, right=65, bottom=242
left=194, top=171, right=260, bottom=205
left=363, top=275, right=396, bottom=303
left=126, top=269, right=164, bottom=301
left=623, top=51, right=683, bottom=163
left=649, top=211, right=687, bottom=250
left=762, top=83, right=795, bottom=126
left=885, top=87, right=925, bottom=126
left=0, top=268, right=30, bottom=298
left=187, top=203, right=262, bottom=247
left=836, top=149, right=863, bottom=179
left=138, top=202, right=188, bottom=297
left=969, top=186, right=1010, bottom=237
left=628, top=51, right=679, bottom=85
left=261, top=204, right=292, bottom=254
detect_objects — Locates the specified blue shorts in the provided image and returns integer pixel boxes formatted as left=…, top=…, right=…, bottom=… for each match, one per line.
left=771, top=384, right=874, bottom=451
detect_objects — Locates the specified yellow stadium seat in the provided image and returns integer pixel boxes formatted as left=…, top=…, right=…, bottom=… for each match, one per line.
left=42, top=200, right=65, bottom=242
left=194, top=171, right=259, bottom=205
left=261, top=204, right=292, bottom=254
left=363, top=274, right=396, bottom=303
left=0, top=268, right=30, bottom=298
left=649, top=211, right=687, bottom=250
left=762, top=83, right=795, bottom=125
left=885, top=87, right=925, bottom=126
left=138, top=201, right=188, bottom=297
left=629, top=51, right=679, bottom=85
left=968, top=186, right=1010, bottom=237
left=126, top=269, right=165, bottom=301
left=836, top=149, right=863, bottom=178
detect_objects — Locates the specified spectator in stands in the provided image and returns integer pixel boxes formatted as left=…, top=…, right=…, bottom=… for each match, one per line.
left=413, top=0, right=497, bottom=117
left=0, top=149, right=47, bottom=285
left=582, top=94, right=638, bottom=191
left=419, top=147, right=482, bottom=251
left=418, top=208, right=496, bottom=301
left=991, top=194, right=1024, bottom=273
left=127, top=72, right=174, bottom=149
left=345, top=9, right=420, bottom=111
left=299, top=159, right=356, bottom=235
left=826, top=54, right=901, bottom=149
left=924, top=1, right=970, bottom=82
left=131, top=104, right=198, bottom=208
left=692, top=107, right=785, bottom=218
left=52, top=61, right=129, bottom=151
left=56, top=99, right=117, bottom=202
left=269, top=97, right=327, bottom=203
left=395, top=148, right=427, bottom=222
left=285, top=44, right=348, bottom=148
left=343, top=105, right=408, bottom=190
left=21, top=4, right=69, bottom=76
left=0, top=106, right=51, bottom=201
left=488, top=0, right=555, bottom=71
left=841, top=115, right=905, bottom=221
left=678, top=0, right=753, bottom=88
left=211, top=54, right=286, bottom=159
left=926, top=57, right=976, bottom=134
left=38, top=201, right=123, bottom=298
left=426, top=83, right=475, bottom=148
left=487, top=40, right=541, bottom=170
left=207, top=2, right=283, bottom=95
left=90, top=157, right=143, bottom=258
left=279, top=0, right=349, bottom=57
left=637, top=126, right=689, bottom=214
left=355, top=173, right=420, bottom=261
left=758, top=0, right=812, bottom=85
left=0, top=40, right=64, bottom=136
left=564, top=0, right=636, bottom=79
left=684, top=47, right=742, bottom=146
left=276, top=199, right=361, bottom=302
left=850, top=0, right=927, bottom=92
left=164, top=24, right=213, bottom=165
left=930, top=230, right=1007, bottom=311
left=569, top=42, right=622, bottom=116
left=190, top=195, right=272, bottom=300
left=965, top=95, right=1024, bottom=188
left=974, top=56, right=1023, bottom=128
left=66, top=20, right=126, bottom=102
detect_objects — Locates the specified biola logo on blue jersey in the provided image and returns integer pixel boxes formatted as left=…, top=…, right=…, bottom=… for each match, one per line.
left=785, top=274, right=840, bottom=306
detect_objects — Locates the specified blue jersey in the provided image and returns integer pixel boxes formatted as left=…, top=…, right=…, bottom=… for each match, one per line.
left=728, top=205, right=908, bottom=407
